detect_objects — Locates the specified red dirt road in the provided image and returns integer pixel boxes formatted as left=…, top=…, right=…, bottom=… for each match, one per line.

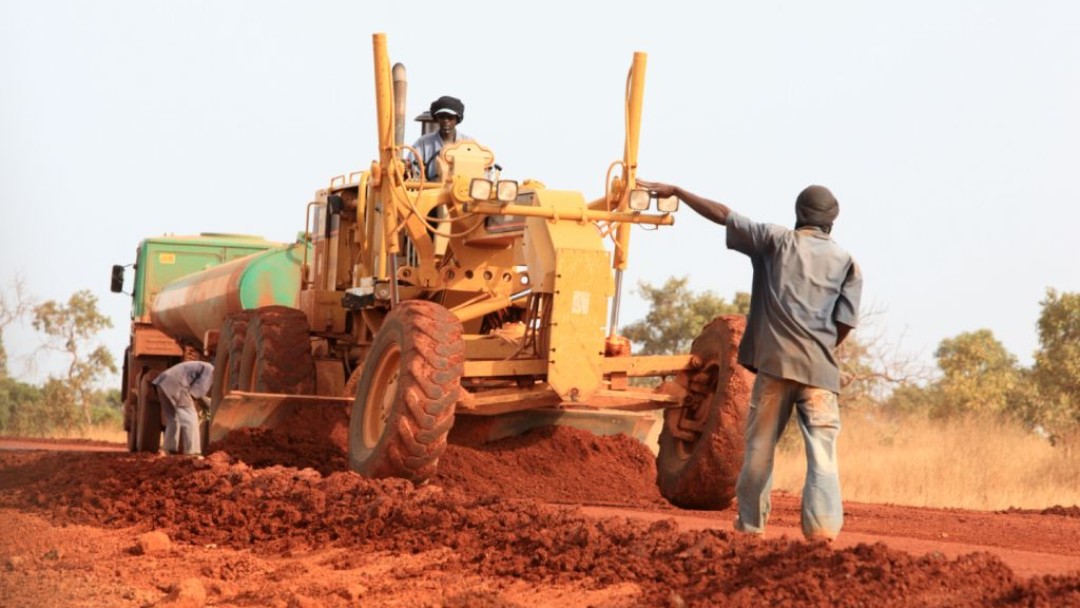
left=1, top=432, right=1078, bottom=607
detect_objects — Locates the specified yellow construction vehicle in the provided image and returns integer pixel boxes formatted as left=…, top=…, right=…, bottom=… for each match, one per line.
left=152, top=33, right=748, bottom=509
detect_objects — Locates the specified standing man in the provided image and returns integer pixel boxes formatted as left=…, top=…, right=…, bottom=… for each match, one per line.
left=408, top=95, right=472, bottom=181
left=152, top=360, right=213, bottom=455
left=638, top=180, right=862, bottom=542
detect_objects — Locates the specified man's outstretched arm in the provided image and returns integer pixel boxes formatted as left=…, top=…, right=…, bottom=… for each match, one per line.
left=637, top=180, right=732, bottom=225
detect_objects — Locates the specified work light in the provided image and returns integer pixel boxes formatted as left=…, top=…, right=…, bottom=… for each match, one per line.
left=628, top=188, right=651, bottom=211
left=469, top=178, right=493, bottom=201
left=495, top=180, right=519, bottom=203
left=656, top=195, right=679, bottom=213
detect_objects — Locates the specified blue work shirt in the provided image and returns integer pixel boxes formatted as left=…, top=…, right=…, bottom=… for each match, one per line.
left=726, top=212, right=862, bottom=392
left=152, top=361, right=214, bottom=409
left=409, top=131, right=473, bottom=180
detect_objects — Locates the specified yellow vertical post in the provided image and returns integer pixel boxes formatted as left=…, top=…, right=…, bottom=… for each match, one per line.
left=372, top=33, right=394, bottom=169
left=613, top=51, right=647, bottom=269
left=609, top=52, right=647, bottom=338
left=372, top=32, right=399, bottom=299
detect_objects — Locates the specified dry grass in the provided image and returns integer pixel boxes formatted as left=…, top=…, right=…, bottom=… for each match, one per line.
left=30, top=424, right=127, bottom=444
left=772, top=413, right=1080, bottom=511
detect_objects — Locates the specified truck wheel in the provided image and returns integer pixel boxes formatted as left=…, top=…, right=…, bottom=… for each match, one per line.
left=123, top=350, right=137, bottom=452
left=656, top=315, right=753, bottom=509
left=237, top=306, right=315, bottom=394
left=136, top=371, right=163, bottom=453
left=348, top=301, right=464, bottom=482
left=126, top=404, right=138, bottom=452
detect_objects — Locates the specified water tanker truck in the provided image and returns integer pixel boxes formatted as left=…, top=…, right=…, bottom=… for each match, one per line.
left=112, top=33, right=751, bottom=509
left=110, top=233, right=307, bottom=452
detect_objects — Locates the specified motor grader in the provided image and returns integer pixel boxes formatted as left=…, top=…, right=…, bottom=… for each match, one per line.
left=119, top=33, right=750, bottom=509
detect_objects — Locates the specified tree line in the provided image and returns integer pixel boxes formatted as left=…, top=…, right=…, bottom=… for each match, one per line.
left=624, top=277, right=1080, bottom=445
left=0, top=278, right=119, bottom=436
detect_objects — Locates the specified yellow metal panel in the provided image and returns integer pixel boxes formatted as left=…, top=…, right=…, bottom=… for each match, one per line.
left=300, top=289, right=347, bottom=333
left=547, top=248, right=612, bottom=401
left=599, top=354, right=694, bottom=377
left=463, top=358, right=546, bottom=378
left=458, top=385, right=560, bottom=414
left=464, top=335, right=526, bottom=360
left=522, top=189, right=610, bottom=293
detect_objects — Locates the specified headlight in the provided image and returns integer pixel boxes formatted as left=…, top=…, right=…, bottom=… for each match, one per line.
left=469, top=178, right=493, bottom=200
left=495, top=180, right=519, bottom=203
left=656, top=195, right=679, bottom=213
left=628, top=188, right=651, bottom=211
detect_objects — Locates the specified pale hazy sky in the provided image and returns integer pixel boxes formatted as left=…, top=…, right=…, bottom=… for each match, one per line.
left=2, top=1, right=1078, bottom=385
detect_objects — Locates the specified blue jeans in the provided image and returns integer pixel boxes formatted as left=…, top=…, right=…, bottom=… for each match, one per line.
left=735, top=372, right=843, bottom=540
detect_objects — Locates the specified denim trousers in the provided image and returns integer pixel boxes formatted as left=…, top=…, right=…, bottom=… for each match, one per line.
left=735, top=372, right=843, bottom=540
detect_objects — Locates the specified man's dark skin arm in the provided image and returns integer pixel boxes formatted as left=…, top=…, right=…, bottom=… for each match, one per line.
left=637, top=180, right=732, bottom=226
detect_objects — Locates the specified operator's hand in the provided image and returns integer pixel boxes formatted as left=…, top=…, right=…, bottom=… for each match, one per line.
left=636, top=179, right=677, bottom=199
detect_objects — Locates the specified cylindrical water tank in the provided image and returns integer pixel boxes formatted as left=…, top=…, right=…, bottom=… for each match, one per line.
left=150, top=243, right=306, bottom=345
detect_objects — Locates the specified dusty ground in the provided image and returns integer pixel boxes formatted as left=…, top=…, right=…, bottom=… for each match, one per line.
left=1, top=429, right=1079, bottom=608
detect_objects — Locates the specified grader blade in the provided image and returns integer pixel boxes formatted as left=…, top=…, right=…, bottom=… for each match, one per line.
left=450, top=408, right=659, bottom=449
left=209, top=392, right=353, bottom=443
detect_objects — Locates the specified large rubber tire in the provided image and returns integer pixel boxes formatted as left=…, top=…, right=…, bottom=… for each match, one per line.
left=126, top=411, right=138, bottom=452
left=211, top=311, right=254, bottom=406
left=656, top=315, right=754, bottom=509
left=123, top=350, right=137, bottom=452
left=237, top=306, right=316, bottom=394
left=348, top=301, right=464, bottom=482
left=135, top=371, right=163, bottom=453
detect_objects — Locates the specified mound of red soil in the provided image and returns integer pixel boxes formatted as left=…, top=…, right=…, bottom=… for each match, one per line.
left=1004, top=505, right=1080, bottom=519
left=211, top=402, right=666, bottom=507
left=435, top=425, right=667, bottom=507
left=209, top=402, right=350, bottom=475
left=1, top=449, right=1077, bottom=606
left=1043, top=506, right=1080, bottom=518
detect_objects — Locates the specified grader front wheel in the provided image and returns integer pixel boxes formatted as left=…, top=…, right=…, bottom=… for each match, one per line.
left=348, top=301, right=464, bottom=482
left=656, top=315, right=754, bottom=509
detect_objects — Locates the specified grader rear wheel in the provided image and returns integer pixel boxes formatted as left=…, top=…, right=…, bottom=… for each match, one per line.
left=656, top=315, right=753, bottom=509
left=237, top=306, right=316, bottom=394
left=135, top=371, right=162, bottom=453
left=211, top=311, right=254, bottom=409
left=348, top=301, right=464, bottom=482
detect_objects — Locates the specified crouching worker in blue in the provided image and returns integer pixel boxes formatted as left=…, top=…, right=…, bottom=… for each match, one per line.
left=638, top=180, right=862, bottom=542
left=152, top=361, right=214, bottom=455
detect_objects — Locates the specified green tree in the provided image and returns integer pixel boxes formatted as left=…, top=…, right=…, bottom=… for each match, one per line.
left=0, top=376, right=42, bottom=435
left=884, top=329, right=1019, bottom=419
left=1012, top=289, right=1080, bottom=442
left=932, top=329, right=1019, bottom=418
left=90, top=388, right=123, bottom=426
left=32, top=290, right=117, bottom=429
left=621, top=277, right=749, bottom=355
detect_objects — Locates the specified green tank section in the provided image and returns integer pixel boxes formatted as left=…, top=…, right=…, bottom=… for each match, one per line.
left=149, top=241, right=309, bottom=346
left=131, top=233, right=283, bottom=322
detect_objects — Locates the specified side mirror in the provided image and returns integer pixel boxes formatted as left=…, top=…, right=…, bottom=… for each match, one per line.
left=110, top=265, right=125, bottom=293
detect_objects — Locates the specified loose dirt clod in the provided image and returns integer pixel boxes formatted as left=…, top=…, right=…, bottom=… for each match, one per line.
left=163, top=577, right=206, bottom=608
left=136, top=530, right=171, bottom=555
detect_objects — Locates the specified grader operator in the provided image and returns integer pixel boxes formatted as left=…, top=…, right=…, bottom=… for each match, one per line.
left=116, top=33, right=750, bottom=510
